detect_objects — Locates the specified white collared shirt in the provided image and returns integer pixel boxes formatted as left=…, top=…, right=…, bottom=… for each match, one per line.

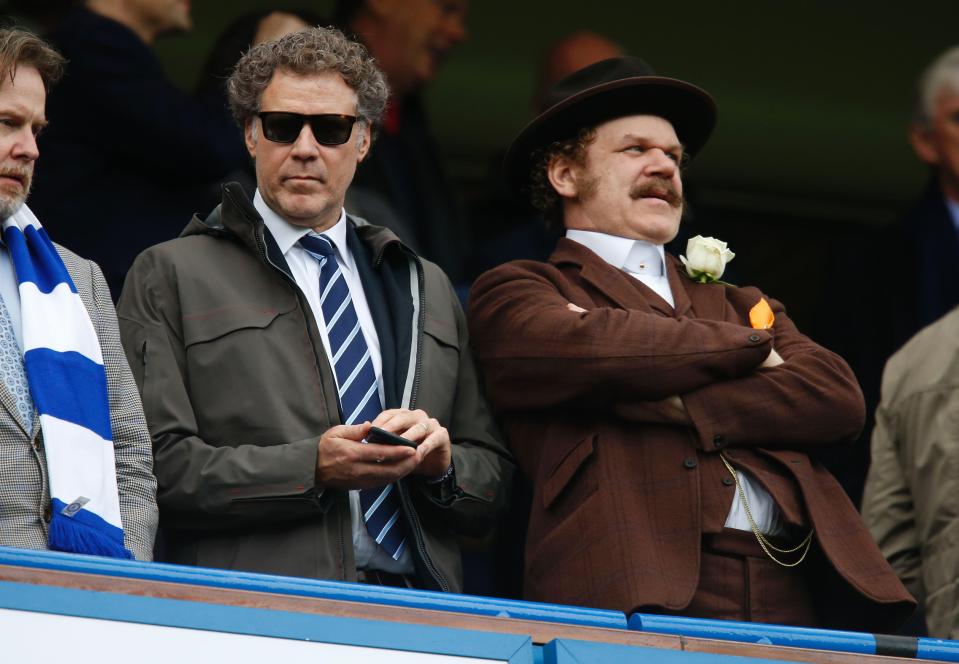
left=565, top=229, right=783, bottom=535
left=255, top=191, right=414, bottom=573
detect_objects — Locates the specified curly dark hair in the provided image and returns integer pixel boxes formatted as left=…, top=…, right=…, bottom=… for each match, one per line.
left=0, top=27, right=65, bottom=93
left=527, top=126, right=597, bottom=228
left=227, top=26, right=388, bottom=130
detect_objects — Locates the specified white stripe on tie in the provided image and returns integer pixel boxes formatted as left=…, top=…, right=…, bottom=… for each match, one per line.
left=364, top=483, right=393, bottom=521
left=333, top=321, right=362, bottom=365
left=326, top=289, right=351, bottom=329
left=375, top=509, right=401, bottom=544
left=345, top=381, right=378, bottom=424
left=339, top=347, right=371, bottom=395
left=319, top=264, right=338, bottom=304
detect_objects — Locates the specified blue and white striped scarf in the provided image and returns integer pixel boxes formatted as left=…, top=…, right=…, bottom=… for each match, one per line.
left=3, top=204, right=131, bottom=559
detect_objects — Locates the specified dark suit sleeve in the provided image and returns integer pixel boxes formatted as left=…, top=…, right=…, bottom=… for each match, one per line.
left=117, top=250, right=325, bottom=531
left=468, top=261, right=772, bottom=412
left=681, top=295, right=865, bottom=452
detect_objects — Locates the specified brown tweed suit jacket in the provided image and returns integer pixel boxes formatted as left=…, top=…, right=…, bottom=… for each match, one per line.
left=468, top=238, right=914, bottom=632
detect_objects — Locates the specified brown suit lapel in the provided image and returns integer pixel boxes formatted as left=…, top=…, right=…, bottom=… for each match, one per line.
left=666, top=255, right=727, bottom=321
left=552, top=238, right=658, bottom=312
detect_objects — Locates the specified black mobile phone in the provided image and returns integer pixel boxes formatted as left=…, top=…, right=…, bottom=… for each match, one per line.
left=367, top=426, right=417, bottom=448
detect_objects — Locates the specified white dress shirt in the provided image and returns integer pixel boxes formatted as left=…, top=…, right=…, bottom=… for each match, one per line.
left=566, top=229, right=784, bottom=535
left=256, top=191, right=414, bottom=573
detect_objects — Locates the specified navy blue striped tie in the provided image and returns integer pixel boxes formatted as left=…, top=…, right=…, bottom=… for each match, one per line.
left=300, top=233, right=408, bottom=560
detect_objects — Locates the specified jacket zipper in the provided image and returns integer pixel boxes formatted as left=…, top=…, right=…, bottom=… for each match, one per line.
left=384, top=248, right=449, bottom=592
left=250, top=219, right=350, bottom=581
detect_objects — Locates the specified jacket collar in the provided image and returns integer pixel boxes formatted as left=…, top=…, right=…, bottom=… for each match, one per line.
left=185, top=183, right=415, bottom=272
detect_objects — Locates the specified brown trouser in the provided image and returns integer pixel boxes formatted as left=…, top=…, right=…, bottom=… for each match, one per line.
left=670, top=528, right=820, bottom=627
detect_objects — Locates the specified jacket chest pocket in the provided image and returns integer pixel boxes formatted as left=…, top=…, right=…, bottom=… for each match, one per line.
left=182, top=302, right=316, bottom=436
left=415, top=314, right=461, bottom=422
left=541, top=434, right=599, bottom=514
left=183, top=304, right=295, bottom=366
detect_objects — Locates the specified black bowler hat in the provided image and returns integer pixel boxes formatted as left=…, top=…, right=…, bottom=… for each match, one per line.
left=504, top=56, right=717, bottom=196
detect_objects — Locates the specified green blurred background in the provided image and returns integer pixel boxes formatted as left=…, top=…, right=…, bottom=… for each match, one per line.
left=167, top=1, right=956, bottom=224
left=7, top=1, right=957, bottom=224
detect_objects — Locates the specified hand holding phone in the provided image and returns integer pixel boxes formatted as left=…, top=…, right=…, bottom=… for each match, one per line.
left=367, top=426, right=418, bottom=448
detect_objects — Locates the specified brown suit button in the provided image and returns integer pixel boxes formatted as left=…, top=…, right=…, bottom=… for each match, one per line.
left=748, top=334, right=761, bottom=343
left=42, top=506, right=52, bottom=523
left=683, top=457, right=698, bottom=469
left=713, top=434, right=726, bottom=448
left=722, top=477, right=734, bottom=486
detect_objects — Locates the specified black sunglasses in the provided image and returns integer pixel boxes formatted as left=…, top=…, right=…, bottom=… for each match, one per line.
left=257, top=112, right=358, bottom=145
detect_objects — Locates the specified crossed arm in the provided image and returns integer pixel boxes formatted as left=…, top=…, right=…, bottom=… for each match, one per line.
left=468, top=263, right=864, bottom=451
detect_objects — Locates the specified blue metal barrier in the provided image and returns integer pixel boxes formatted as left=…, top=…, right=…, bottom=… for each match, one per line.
left=0, top=546, right=626, bottom=629
left=629, top=613, right=959, bottom=662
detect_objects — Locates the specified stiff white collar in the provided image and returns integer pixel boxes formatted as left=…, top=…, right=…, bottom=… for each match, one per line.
left=566, top=229, right=666, bottom=276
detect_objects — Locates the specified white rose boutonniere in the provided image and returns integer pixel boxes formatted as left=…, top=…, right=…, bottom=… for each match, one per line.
left=680, top=235, right=735, bottom=284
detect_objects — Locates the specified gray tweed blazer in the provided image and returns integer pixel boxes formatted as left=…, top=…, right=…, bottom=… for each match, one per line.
left=0, top=244, right=157, bottom=560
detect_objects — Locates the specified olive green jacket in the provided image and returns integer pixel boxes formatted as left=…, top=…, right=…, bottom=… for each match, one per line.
left=117, top=183, right=513, bottom=591
left=863, top=305, right=959, bottom=637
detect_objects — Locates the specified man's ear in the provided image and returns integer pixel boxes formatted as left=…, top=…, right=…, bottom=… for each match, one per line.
left=244, top=118, right=257, bottom=158
left=356, top=122, right=372, bottom=162
left=547, top=154, right=580, bottom=199
left=909, top=123, right=941, bottom=167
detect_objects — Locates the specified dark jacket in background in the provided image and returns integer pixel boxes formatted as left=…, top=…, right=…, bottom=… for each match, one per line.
left=896, top=179, right=959, bottom=341
left=31, top=8, right=247, bottom=298
left=350, top=95, right=470, bottom=284
left=116, top=183, right=514, bottom=591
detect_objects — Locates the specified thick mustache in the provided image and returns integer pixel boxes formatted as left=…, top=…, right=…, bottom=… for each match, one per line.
left=630, top=180, right=682, bottom=207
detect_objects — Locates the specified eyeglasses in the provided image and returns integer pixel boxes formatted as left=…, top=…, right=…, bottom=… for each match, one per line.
left=257, top=112, right=358, bottom=145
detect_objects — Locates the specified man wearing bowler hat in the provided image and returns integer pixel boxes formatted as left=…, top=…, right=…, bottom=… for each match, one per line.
left=468, top=57, right=915, bottom=630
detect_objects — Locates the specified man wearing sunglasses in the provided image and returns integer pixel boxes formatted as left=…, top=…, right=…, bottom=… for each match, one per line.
left=116, top=27, right=513, bottom=590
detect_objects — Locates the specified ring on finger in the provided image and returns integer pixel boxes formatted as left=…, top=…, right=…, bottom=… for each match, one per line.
left=419, top=421, right=431, bottom=434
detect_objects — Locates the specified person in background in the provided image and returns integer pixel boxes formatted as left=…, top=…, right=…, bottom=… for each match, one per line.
left=893, top=46, right=959, bottom=341
left=863, top=302, right=959, bottom=639
left=862, top=50, right=959, bottom=637
left=28, top=0, right=249, bottom=298
left=334, top=0, right=471, bottom=286
left=0, top=27, right=156, bottom=560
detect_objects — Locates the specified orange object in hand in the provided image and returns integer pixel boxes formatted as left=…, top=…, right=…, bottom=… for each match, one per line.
left=749, top=298, right=775, bottom=330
